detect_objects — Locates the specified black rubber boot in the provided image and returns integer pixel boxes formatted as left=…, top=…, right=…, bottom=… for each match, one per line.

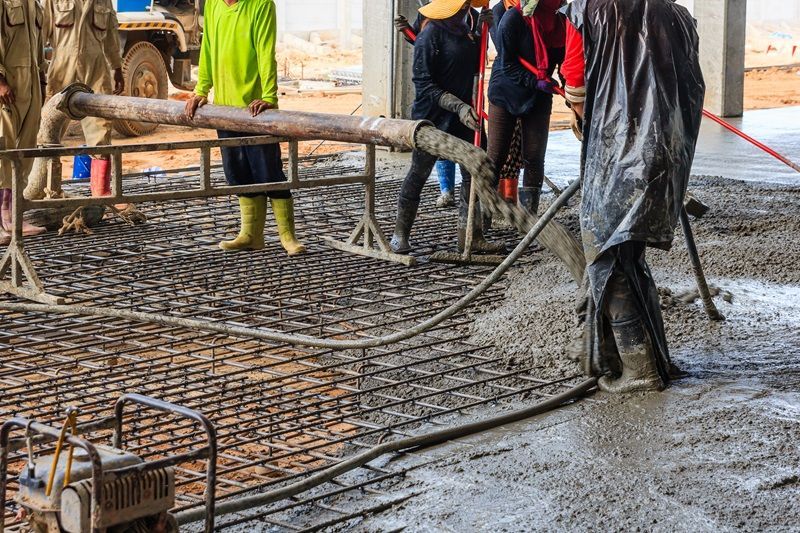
left=518, top=186, right=541, bottom=217
left=598, top=318, right=665, bottom=393
left=390, top=199, right=419, bottom=254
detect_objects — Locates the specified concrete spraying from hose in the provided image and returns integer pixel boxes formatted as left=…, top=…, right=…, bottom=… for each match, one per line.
left=0, top=87, right=585, bottom=351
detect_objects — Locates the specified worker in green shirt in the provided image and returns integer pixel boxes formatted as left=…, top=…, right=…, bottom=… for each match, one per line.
left=184, top=0, right=306, bottom=256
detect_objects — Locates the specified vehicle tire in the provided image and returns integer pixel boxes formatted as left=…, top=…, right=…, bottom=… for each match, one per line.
left=113, top=41, right=169, bottom=137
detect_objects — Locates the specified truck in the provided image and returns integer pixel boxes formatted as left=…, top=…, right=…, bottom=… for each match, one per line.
left=113, top=0, right=203, bottom=136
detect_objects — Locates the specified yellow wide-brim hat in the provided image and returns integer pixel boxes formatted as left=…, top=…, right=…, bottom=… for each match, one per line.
left=419, top=0, right=489, bottom=20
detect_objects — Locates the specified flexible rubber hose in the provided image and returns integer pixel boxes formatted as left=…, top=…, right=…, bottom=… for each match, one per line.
left=0, top=179, right=580, bottom=350
left=175, top=376, right=597, bottom=526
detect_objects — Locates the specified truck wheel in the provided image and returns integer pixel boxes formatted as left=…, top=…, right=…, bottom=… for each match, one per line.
left=114, top=41, right=169, bottom=137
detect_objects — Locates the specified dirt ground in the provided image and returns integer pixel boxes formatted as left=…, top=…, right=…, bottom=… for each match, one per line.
left=336, top=172, right=800, bottom=532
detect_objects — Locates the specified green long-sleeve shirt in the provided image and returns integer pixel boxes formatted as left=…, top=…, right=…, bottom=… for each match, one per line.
left=195, top=0, right=279, bottom=107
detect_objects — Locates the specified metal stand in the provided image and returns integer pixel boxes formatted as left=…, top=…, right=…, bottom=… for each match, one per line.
left=322, top=145, right=417, bottom=266
left=0, top=157, right=64, bottom=304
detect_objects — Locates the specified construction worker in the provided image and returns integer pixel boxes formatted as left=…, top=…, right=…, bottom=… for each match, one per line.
left=487, top=0, right=565, bottom=217
left=390, top=0, right=503, bottom=255
left=184, top=0, right=306, bottom=256
left=394, top=0, right=488, bottom=210
left=561, top=0, right=705, bottom=392
left=43, top=0, right=124, bottom=193
left=0, top=0, right=48, bottom=243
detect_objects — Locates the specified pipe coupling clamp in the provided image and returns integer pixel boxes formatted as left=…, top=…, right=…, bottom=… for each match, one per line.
left=56, top=83, right=95, bottom=120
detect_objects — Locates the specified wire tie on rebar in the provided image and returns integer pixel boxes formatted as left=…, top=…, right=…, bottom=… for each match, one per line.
left=59, top=208, right=94, bottom=236
left=108, top=204, right=147, bottom=226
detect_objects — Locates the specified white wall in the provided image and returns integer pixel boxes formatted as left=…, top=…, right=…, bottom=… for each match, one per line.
left=274, top=0, right=363, bottom=34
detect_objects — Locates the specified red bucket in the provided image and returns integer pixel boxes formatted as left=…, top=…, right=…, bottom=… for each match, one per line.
left=90, top=158, right=111, bottom=197
left=498, top=178, right=518, bottom=204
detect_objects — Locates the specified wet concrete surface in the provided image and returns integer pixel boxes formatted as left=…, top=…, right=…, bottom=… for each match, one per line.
left=545, top=106, right=800, bottom=185
left=338, top=112, right=800, bottom=531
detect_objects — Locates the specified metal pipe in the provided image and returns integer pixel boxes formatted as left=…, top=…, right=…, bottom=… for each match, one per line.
left=63, top=88, right=426, bottom=150
left=680, top=208, right=725, bottom=321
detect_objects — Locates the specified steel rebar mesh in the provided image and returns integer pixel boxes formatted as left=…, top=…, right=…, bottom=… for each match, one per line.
left=1, top=151, right=579, bottom=531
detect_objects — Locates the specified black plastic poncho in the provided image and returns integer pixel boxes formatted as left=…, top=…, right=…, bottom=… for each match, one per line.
left=565, top=0, right=705, bottom=382
left=564, top=0, right=705, bottom=265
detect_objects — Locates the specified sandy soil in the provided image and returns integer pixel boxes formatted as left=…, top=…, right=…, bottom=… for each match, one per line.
left=744, top=67, right=800, bottom=109
left=337, top=172, right=800, bottom=532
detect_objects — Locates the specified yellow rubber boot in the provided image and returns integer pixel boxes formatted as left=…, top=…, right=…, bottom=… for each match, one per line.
left=270, top=198, right=307, bottom=256
left=220, top=196, right=266, bottom=251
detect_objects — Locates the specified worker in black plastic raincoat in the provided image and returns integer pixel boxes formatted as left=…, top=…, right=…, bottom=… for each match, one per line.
left=561, top=0, right=705, bottom=393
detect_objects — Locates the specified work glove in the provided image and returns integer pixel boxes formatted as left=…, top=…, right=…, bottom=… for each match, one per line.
left=520, top=0, right=540, bottom=17
left=535, top=79, right=557, bottom=94
left=438, top=92, right=479, bottom=130
left=477, top=8, right=494, bottom=27
left=394, top=15, right=412, bottom=34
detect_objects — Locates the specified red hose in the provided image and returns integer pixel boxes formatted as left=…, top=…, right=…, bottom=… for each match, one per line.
left=475, top=18, right=490, bottom=147
left=701, top=109, right=800, bottom=173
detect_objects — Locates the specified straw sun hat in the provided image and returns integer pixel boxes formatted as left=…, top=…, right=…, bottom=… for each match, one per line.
left=419, top=0, right=489, bottom=20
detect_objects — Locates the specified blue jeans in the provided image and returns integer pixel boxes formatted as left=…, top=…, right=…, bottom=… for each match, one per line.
left=435, top=159, right=456, bottom=194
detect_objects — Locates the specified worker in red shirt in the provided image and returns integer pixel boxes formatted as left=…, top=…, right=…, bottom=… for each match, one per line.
left=561, top=0, right=705, bottom=393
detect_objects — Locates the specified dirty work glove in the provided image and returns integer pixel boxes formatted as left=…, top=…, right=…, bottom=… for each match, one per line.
left=477, top=8, right=493, bottom=28
left=394, top=15, right=412, bottom=33
left=438, top=92, right=479, bottom=130
left=535, top=79, right=557, bottom=94
left=520, top=0, right=540, bottom=17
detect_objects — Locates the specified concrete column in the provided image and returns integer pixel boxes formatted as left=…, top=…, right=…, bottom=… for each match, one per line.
left=362, top=0, right=415, bottom=120
left=338, top=0, right=352, bottom=50
left=695, top=0, right=746, bottom=117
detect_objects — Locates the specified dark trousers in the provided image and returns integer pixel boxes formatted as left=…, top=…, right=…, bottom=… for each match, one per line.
left=217, top=130, right=291, bottom=199
left=398, top=149, right=476, bottom=225
left=602, top=242, right=647, bottom=326
left=486, top=98, right=552, bottom=188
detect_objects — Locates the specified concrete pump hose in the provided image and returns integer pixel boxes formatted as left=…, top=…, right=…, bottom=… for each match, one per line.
left=0, top=178, right=580, bottom=350
left=174, top=376, right=598, bottom=526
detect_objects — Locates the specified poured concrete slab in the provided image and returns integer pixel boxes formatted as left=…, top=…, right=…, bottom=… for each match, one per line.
left=347, top=108, right=800, bottom=531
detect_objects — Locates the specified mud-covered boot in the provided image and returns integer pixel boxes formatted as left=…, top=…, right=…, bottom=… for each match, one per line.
left=518, top=186, right=541, bottom=217
left=598, top=318, right=665, bottom=393
left=435, top=191, right=455, bottom=208
left=390, top=200, right=419, bottom=254
left=1, top=188, right=46, bottom=237
left=271, top=197, right=307, bottom=256
left=220, top=196, right=266, bottom=251
left=457, top=203, right=506, bottom=254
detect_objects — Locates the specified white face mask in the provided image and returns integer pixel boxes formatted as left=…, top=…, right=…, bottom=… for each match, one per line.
left=521, top=0, right=540, bottom=16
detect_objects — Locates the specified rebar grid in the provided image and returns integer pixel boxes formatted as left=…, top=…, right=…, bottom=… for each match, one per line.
left=1, top=153, right=579, bottom=531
